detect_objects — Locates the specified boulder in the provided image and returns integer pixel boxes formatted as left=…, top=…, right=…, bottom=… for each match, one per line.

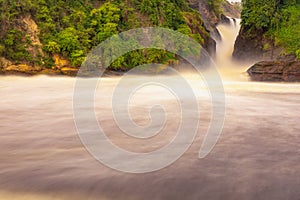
left=53, top=54, right=70, bottom=69
left=3, top=64, right=42, bottom=75
left=283, top=62, right=300, bottom=82
left=247, top=60, right=300, bottom=82
left=38, top=69, right=62, bottom=76
left=60, top=67, right=78, bottom=76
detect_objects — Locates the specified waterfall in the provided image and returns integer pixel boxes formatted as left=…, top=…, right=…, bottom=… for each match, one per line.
left=0, top=16, right=300, bottom=200
left=216, top=18, right=241, bottom=62
left=214, top=18, right=249, bottom=81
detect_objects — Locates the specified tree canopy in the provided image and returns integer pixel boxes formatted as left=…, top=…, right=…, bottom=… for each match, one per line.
left=0, top=0, right=209, bottom=70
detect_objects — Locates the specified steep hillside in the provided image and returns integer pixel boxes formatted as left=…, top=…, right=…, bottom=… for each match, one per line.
left=197, top=0, right=240, bottom=40
left=0, top=0, right=223, bottom=75
left=233, top=0, right=300, bottom=62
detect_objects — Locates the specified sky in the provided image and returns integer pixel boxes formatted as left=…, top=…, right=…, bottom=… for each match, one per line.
left=227, top=0, right=241, bottom=2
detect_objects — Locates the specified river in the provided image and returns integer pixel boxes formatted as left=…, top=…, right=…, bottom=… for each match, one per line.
left=0, top=19, right=300, bottom=200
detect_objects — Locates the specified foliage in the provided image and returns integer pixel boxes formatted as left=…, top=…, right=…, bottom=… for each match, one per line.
left=275, top=5, right=300, bottom=58
left=0, top=44, right=5, bottom=54
left=0, top=0, right=208, bottom=70
left=2, top=29, right=32, bottom=62
left=241, top=0, right=300, bottom=58
left=136, top=0, right=188, bottom=28
left=44, top=41, right=60, bottom=54
left=90, top=2, right=121, bottom=43
left=296, top=50, right=300, bottom=60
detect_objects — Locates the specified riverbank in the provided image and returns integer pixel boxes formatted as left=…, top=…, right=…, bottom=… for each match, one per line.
left=247, top=57, right=300, bottom=82
left=0, top=63, right=125, bottom=77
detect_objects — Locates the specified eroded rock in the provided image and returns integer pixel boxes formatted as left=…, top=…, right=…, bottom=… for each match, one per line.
left=60, top=67, right=78, bottom=76
left=3, top=64, right=42, bottom=75
left=53, top=54, right=71, bottom=69
left=247, top=60, right=300, bottom=82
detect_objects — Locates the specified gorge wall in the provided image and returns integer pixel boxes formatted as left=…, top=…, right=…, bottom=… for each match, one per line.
left=0, top=0, right=241, bottom=76
left=232, top=0, right=300, bottom=62
left=232, top=0, right=300, bottom=81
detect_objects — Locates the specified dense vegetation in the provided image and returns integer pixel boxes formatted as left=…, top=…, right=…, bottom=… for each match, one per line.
left=0, top=0, right=209, bottom=70
left=241, top=0, right=300, bottom=59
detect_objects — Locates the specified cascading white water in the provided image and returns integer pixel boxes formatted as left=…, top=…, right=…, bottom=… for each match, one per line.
left=215, top=18, right=251, bottom=81
left=216, top=18, right=241, bottom=63
left=0, top=18, right=300, bottom=200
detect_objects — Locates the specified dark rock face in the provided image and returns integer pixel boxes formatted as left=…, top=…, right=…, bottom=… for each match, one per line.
left=197, top=0, right=221, bottom=41
left=233, top=28, right=264, bottom=62
left=197, top=0, right=241, bottom=47
left=233, top=27, right=287, bottom=63
left=187, top=0, right=237, bottom=57
left=202, top=34, right=217, bottom=57
left=220, top=14, right=231, bottom=25
left=247, top=60, right=300, bottom=82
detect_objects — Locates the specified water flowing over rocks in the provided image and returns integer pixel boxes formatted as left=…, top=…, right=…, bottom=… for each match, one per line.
left=220, top=14, right=231, bottom=25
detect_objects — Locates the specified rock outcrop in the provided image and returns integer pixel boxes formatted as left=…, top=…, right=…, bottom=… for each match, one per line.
left=222, top=2, right=241, bottom=19
left=197, top=0, right=221, bottom=41
left=4, top=64, right=41, bottom=75
left=0, top=0, right=242, bottom=76
left=60, top=67, right=78, bottom=76
left=233, top=27, right=288, bottom=63
left=233, top=28, right=264, bottom=62
left=0, top=63, right=78, bottom=76
left=194, top=0, right=241, bottom=53
left=21, top=15, right=44, bottom=57
left=53, top=54, right=71, bottom=69
left=0, top=53, right=79, bottom=76
left=247, top=60, right=300, bottom=82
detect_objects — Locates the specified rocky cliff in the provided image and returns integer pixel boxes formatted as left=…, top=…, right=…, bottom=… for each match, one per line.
left=235, top=30, right=300, bottom=82
left=197, top=0, right=240, bottom=41
left=233, top=27, right=287, bottom=62
left=0, top=0, right=242, bottom=76
left=233, top=0, right=300, bottom=81
left=0, top=0, right=223, bottom=76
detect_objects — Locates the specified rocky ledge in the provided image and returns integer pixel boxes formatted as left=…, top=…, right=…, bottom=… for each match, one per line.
left=247, top=60, right=300, bottom=82
left=0, top=63, right=79, bottom=76
left=0, top=55, right=79, bottom=76
left=0, top=64, right=125, bottom=77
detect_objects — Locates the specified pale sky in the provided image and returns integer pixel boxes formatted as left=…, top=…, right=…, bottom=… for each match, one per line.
left=227, top=0, right=241, bottom=2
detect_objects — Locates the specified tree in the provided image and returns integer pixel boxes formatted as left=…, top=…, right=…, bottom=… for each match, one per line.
left=44, top=41, right=60, bottom=54
left=57, top=27, right=80, bottom=55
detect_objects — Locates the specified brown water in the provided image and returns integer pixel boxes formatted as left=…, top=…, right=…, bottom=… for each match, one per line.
left=1, top=20, right=300, bottom=200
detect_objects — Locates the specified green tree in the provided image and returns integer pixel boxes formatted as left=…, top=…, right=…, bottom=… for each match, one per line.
left=57, top=27, right=80, bottom=55
left=44, top=41, right=60, bottom=54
